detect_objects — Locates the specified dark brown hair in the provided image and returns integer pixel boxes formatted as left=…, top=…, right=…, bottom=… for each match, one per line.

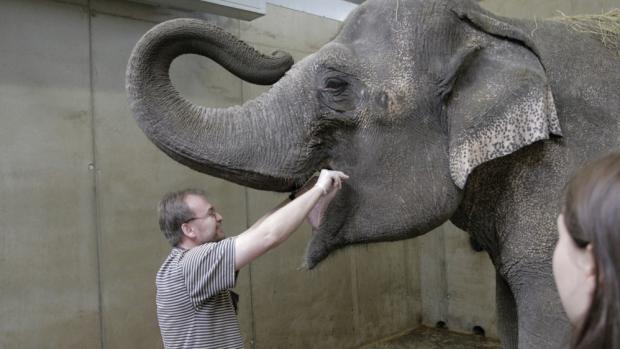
left=563, top=152, right=620, bottom=349
left=158, top=188, right=209, bottom=246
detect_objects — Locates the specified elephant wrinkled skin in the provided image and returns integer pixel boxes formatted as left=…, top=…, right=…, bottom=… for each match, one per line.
left=126, top=0, right=620, bottom=348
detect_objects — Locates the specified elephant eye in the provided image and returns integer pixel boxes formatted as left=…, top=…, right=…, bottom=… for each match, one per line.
left=323, top=77, right=348, bottom=93
left=317, top=71, right=361, bottom=113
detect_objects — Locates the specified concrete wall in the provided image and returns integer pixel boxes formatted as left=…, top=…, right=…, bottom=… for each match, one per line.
left=0, top=1, right=420, bottom=348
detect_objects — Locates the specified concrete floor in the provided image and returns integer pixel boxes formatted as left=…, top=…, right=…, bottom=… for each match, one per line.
left=360, top=326, right=502, bottom=349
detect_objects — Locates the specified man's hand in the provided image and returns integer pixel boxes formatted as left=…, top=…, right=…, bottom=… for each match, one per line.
left=307, top=170, right=347, bottom=229
left=315, top=169, right=348, bottom=195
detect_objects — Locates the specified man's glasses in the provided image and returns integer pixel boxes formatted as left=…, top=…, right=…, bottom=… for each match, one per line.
left=184, top=209, right=216, bottom=223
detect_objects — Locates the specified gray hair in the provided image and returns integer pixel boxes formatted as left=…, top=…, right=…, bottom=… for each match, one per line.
left=158, top=188, right=209, bottom=246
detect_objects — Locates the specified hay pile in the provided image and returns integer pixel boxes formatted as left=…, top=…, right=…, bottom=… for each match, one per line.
left=550, top=9, right=620, bottom=57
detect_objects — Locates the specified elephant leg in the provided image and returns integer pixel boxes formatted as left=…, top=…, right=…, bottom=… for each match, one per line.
left=510, top=272, right=570, bottom=349
left=496, top=272, right=518, bottom=349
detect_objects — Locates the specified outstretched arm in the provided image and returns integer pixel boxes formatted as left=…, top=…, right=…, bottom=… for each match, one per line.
left=246, top=198, right=289, bottom=232
left=234, top=169, right=348, bottom=270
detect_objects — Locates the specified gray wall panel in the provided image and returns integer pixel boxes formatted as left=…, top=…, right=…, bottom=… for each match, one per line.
left=0, top=0, right=100, bottom=348
left=240, top=4, right=342, bottom=53
left=350, top=239, right=422, bottom=345
left=444, top=223, right=497, bottom=338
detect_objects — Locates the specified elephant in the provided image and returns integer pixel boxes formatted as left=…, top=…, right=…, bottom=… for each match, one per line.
left=125, top=0, right=620, bottom=348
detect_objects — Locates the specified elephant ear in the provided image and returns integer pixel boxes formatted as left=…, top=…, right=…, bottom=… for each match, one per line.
left=442, top=2, right=563, bottom=189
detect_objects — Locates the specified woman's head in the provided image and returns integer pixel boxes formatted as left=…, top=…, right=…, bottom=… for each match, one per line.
left=553, top=151, right=620, bottom=348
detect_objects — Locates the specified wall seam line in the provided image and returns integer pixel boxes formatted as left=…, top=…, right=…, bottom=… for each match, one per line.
left=350, top=249, right=360, bottom=341
left=87, top=2, right=106, bottom=348
left=439, top=230, right=449, bottom=325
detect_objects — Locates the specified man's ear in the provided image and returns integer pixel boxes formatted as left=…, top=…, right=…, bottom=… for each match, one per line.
left=443, top=2, right=562, bottom=189
left=181, top=223, right=195, bottom=238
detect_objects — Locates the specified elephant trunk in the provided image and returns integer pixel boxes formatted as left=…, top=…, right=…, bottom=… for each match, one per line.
left=126, top=18, right=315, bottom=191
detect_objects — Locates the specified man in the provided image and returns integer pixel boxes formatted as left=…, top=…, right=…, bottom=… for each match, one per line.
left=156, top=169, right=348, bottom=349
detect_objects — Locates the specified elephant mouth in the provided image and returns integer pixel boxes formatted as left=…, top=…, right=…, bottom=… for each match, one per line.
left=296, top=174, right=351, bottom=269
left=305, top=188, right=339, bottom=268
left=292, top=173, right=337, bottom=232
left=307, top=191, right=332, bottom=231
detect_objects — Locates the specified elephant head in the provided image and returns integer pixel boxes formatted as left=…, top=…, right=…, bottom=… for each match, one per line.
left=127, top=0, right=561, bottom=268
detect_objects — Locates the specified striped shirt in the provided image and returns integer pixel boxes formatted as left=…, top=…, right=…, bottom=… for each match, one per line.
left=156, top=238, right=243, bottom=349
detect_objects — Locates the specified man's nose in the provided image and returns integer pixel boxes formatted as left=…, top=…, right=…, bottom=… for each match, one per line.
left=216, top=212, right=223, bottom=222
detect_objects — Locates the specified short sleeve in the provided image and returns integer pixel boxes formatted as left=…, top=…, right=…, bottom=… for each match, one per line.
left=179, top=237, right=236, bottom=308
